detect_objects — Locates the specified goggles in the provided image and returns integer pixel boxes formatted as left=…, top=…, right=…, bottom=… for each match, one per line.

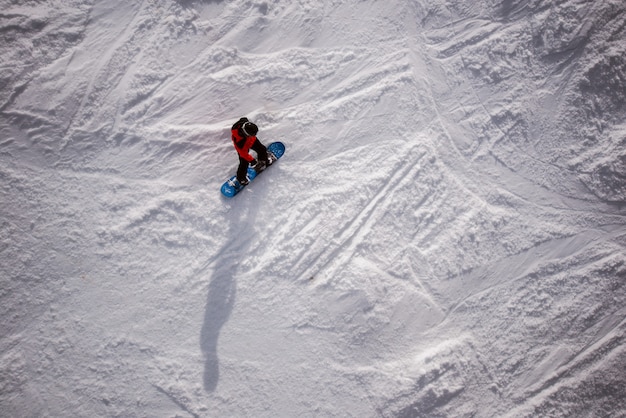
left=241, top=122, right=253, bottom=137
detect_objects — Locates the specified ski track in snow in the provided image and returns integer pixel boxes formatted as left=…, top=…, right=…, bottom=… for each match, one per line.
left=1, top=0, right=626, bottom=417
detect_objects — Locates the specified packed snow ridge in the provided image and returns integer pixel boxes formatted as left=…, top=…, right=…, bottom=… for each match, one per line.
left=1, top=0, right=625, bottom=417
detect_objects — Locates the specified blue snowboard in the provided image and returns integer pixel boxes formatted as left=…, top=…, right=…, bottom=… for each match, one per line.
left=220, top=141, right=285, bottom=198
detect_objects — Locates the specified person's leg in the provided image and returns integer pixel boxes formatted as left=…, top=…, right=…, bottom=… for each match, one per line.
left=237, top=157, right=249, bottom=183
left=251, top=140, right=268, bottom=163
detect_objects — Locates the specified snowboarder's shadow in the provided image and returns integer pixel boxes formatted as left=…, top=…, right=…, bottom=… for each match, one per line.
left=200, top=201, right=258, bottom=392
left=201, top=260, right=235, bottom=392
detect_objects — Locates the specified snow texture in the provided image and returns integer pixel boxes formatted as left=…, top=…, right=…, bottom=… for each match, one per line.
left=1, top=0, right=626, bottom=417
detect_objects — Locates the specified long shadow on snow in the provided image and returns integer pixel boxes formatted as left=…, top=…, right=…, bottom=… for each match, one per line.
left=200, top=198, right=259, bottom=392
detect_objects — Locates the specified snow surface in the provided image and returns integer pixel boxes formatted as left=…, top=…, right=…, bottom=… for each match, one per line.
left=1, top=0, right=626, bottom=416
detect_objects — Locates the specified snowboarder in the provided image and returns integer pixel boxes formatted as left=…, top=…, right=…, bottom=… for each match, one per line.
left=231, top=117, right=272, bottom=185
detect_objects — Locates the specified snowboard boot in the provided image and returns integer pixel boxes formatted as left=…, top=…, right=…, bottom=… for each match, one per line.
left=265, top=152, right=277, bottom=166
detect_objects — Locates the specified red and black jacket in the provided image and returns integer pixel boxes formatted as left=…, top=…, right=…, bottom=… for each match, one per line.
left=231, top=118, right=257, bottom=162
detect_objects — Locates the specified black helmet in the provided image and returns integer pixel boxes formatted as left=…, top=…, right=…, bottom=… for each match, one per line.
left=241, top=121, right=258, bottom=137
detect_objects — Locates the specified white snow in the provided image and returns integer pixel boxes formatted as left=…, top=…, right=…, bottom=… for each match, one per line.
left=1, top=0, right=626, bottom=416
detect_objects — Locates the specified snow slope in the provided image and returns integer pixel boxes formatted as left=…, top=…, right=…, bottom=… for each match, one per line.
left=1, top=0, right=626, bottom=416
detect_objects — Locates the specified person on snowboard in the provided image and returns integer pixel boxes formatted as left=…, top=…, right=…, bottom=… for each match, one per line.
left=231, top=117, right=272, bottom=185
